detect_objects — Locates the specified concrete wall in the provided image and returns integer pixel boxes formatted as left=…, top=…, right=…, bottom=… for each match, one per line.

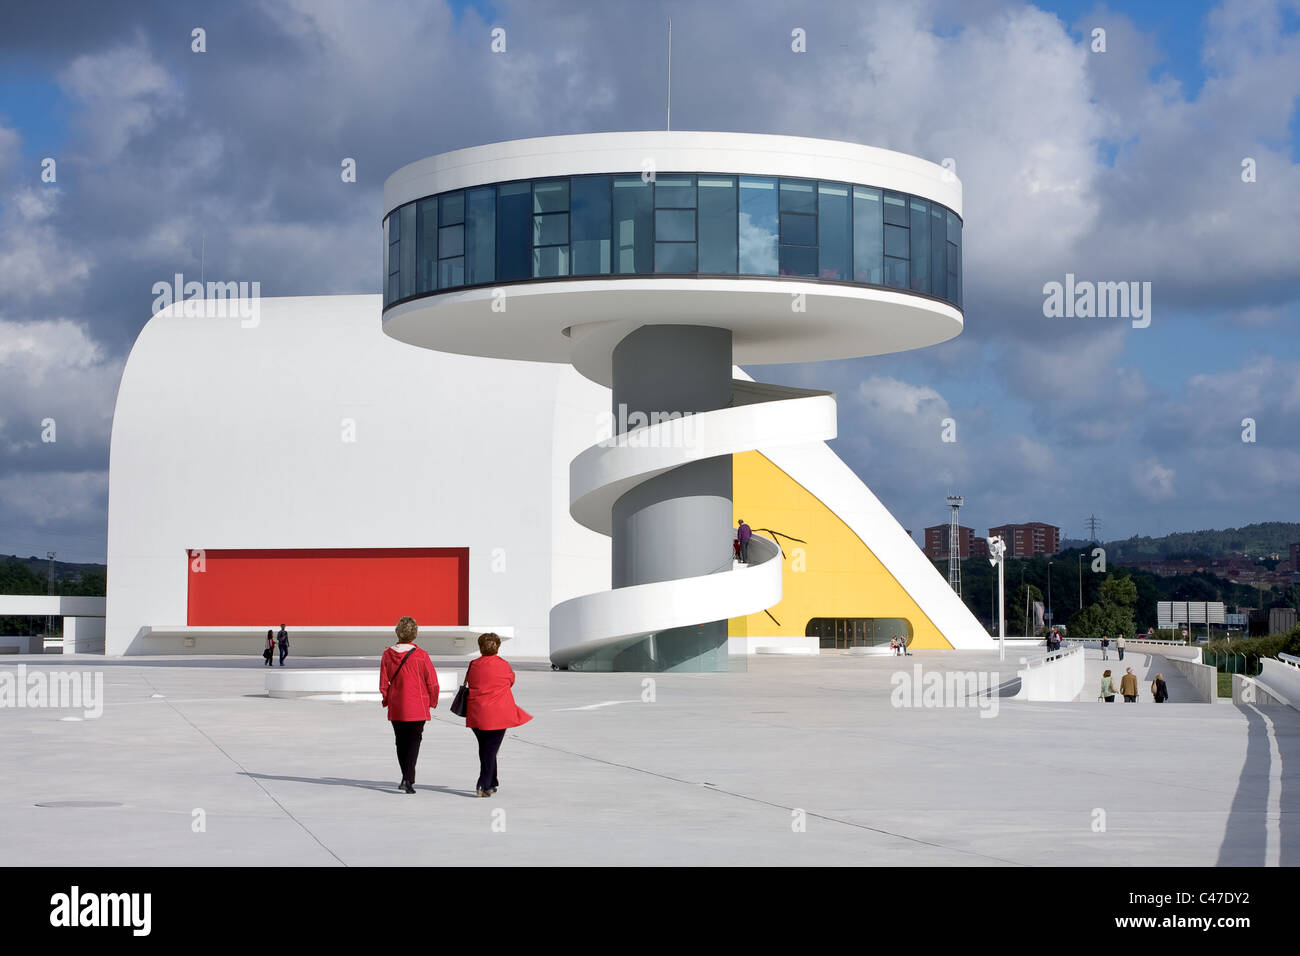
left=1015, top=646, right=1085, bottom=701
left=1157, top=653, right=1216, bottom=703
left=0, top=636, right=44, bottom=654
left=63, top=617, right=105, bottom=654
left=1254, top=658, right=1300, bottom=711
left=1231, top=673, right=1291, bottom=708
left=106, top=295, right=610, bottom=658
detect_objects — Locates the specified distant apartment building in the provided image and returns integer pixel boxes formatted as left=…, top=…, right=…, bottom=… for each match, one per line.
left=924, top=524, right=984, bottom=560
left=988, top=522, right=1060, bottom=557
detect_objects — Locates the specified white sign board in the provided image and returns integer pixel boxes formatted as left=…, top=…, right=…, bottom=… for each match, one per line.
left=1157, top=601, right=1226, bottom=627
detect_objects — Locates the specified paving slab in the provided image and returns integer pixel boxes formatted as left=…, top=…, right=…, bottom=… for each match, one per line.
left=1, top=650, right=1295, bottom=866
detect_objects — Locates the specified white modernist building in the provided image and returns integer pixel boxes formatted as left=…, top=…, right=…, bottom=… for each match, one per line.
left=105, top=132, right=994, bottom=666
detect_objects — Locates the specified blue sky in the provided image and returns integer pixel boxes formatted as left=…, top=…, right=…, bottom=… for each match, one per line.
left=0, top=0, right=1297, bottom=562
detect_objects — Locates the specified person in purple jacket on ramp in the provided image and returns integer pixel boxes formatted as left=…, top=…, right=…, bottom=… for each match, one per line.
left=737, top=519, right=752, bottom=563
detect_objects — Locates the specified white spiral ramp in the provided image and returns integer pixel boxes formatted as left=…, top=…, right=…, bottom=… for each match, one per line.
left=549, top=380, right=837, bottom=669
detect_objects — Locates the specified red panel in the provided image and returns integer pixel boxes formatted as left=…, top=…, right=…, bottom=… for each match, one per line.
left=186, top=548, right=468, bottom=626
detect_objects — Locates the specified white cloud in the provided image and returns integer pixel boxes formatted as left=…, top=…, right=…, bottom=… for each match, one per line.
left=0, top=318, right=123, bottom=459
left=57, top=37, right=182, bottom=160
left=1132, top=457, right=1176, bottom=501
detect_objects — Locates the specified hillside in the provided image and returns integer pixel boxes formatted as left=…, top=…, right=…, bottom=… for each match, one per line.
left=1063, top=522, right=1300, bottom=560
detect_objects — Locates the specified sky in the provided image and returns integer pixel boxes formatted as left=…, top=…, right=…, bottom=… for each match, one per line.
left=0, top=0, right=1297, bottom=563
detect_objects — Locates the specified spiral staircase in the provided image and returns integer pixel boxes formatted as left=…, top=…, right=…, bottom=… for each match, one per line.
left=549, top=378, right=837, bottom=670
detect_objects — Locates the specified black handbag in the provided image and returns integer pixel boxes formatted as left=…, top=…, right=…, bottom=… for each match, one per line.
left=449, top=661, right=471, bottom=717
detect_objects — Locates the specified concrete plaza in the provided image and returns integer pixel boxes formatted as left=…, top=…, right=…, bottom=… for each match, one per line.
left=2, top=648, right=1296, bottom=866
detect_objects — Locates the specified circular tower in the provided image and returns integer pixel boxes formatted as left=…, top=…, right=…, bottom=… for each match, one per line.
left=381, top=131, right=964, bottom=671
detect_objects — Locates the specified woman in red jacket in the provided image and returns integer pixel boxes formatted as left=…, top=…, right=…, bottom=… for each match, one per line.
left=380, top=616, right=440, bottom=794
left=465, top=632, right=531, bottom=797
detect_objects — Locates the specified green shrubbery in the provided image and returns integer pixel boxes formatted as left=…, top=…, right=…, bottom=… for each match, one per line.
left=1204, top=625, right=1300, bottom=662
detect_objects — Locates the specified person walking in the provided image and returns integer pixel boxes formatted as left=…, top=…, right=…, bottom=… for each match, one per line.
left=736, top=519, right=752, bottom=564
left=276, top=624, right=290, bottom=666
left=1116, top=634, right=1126, bottom=661
left=1151, top=673, right=1169, bottom=703
left=263, top=629, right=275, bottom=666
left=464, top=632, right=532, bottom=798
left=380, top=616, right=440, bottom=794
left=1120, top=667, right=1138, bottom=702
left=1100, top=636, right=1109, bottom=660
left=1099, top=669, right=1118, bottom=702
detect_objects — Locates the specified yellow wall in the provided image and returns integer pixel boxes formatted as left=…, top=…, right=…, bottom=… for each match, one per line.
left=729, top=450, right=954, bottom=649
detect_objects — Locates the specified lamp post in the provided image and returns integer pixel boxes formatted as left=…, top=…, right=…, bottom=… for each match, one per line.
left=46, top=551, right=56, bottom=639
left=1047, top=560, right=1054, bottom=631
left=1078, top=553, right=1085, bottom=612
left=988, top=536, right=1006, bottom=661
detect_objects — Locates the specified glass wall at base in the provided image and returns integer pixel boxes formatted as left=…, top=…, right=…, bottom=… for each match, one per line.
left=383, top=173, right=961, bottom=311
left=806, top=617, right=912, bottom=649
left=562, top=620, right=741, bottom=672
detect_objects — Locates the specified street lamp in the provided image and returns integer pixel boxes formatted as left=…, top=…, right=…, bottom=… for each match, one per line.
left=1047, top=560, right=1053, bottom=630
left=988, top=536, right=1007, bottom=661
left=46, top=551, right=56, bottom=640
left=1078, top=552, right=1085, bottom=612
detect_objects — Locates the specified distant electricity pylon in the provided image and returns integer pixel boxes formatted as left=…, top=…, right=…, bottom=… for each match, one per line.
left=946, top=494, right=964, bottom=596
left=1085, top=514, right=1101, bottom=542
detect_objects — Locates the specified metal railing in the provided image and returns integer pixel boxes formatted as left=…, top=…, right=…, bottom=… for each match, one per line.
left=1204, top=649, right=1261, bottom=677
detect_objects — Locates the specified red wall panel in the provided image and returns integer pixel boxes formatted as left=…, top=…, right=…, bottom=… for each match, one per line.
left=187, top=548, right=468, bottom=626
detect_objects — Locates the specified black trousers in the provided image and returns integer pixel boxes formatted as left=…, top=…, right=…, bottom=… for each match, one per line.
left=392, top=720, right=426, bottom=785
left=472, top=728, right=506, bottom=791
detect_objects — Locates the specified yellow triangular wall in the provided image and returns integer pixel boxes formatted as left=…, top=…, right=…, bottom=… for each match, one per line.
left=729, top=450, right=954, bottom=649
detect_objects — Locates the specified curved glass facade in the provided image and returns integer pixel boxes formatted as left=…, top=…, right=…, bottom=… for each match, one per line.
left=383, top=174, right=961, bottom=310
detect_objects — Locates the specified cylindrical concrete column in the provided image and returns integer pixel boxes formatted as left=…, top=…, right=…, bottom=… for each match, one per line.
left=604, top=324, right=733, bottom=670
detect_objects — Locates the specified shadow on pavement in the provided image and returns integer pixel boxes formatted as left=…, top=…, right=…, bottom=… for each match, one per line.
left=240, top=771, right=480, bottom=798
left=1216, top=703, right=1299, bottom=865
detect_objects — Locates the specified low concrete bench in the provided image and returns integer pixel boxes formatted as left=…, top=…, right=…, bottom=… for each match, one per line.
left=266, top=667, right=461, bottom=701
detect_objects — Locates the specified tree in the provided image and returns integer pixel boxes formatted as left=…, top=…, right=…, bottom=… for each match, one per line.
left=1011, top=583, right=1043, bottom=636
left=1068, top=573, right=1136, bottom=639
left=1099, top=574, right=1138, bottom=609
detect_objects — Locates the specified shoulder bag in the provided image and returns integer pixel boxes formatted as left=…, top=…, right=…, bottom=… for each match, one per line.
left=450, top=659, right=472, bottom=718
left=382, top=648, right=416, bottom=704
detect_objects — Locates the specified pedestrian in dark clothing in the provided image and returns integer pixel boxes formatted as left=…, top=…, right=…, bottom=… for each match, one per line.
left=380, top=616, right=440, bottom=794
left=1151, top=674, right=1169, bottom=703
left=736, top=519, right=752, bottom=563
left=277, top=624, right=289, bottom=666
left=263, top=629, right=275, bottom=666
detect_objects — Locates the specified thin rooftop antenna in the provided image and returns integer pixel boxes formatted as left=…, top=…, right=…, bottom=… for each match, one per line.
left=666, top=18, right=672, bottom=131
